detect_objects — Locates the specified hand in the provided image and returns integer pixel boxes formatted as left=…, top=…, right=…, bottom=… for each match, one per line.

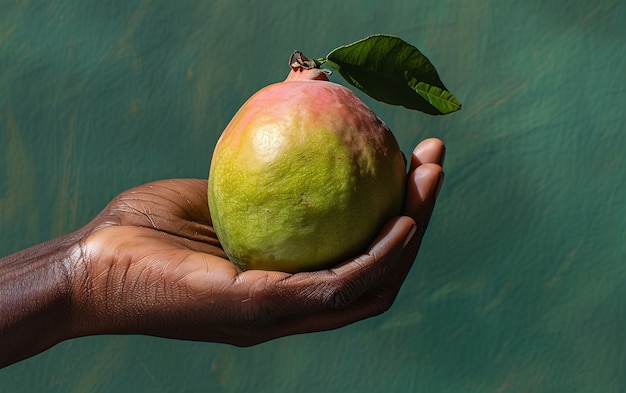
left=0, top=138, right=445, bottom=367
left=69, top=138, right=445, bottom=345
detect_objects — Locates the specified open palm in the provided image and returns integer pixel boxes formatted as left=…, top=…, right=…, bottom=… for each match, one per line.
left=69, top=139, right=445, bottom=346
left=0, top=138, right=444, bottom=369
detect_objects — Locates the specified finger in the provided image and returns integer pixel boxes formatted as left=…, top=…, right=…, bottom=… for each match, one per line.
left=248, top=157, right=443, bottom=314
left=125, top=179, right=211, bottom=225
left=93, top=179, right=219, bottom=245
left=238, top=258, right=420, bottom=344
left=332, top=215, right=416, bottom=281
left=403, top=163, right=444, bottom=221
left=242, top=291, right=392, bottom=343
left=409, top=138, right=445, bottom=172
left=251, top=217, right=435, bottom=343
left=255, top=216, right=416, bottom=315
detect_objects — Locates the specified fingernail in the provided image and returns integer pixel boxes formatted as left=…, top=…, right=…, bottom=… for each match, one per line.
left=403, top=223, right=417, bottom=248
left=435, top=172, right=445, bottom=199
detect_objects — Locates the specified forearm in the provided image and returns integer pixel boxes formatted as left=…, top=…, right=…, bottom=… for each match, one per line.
left=0, top=231, right=84, bottom=368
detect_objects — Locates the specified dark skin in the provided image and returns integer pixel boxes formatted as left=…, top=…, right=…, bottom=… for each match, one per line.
left=0, top=138, right=445, bottom=369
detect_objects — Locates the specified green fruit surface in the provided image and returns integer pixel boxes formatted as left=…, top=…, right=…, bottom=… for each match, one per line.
left=208, top=77, right=406, bottom=273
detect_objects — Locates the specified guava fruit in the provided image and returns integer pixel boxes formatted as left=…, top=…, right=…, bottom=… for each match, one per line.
left=207, top=60, right=406, bottom=273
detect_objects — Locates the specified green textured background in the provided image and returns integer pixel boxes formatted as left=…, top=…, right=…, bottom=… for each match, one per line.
left=1, top=0, right=625, bottom=392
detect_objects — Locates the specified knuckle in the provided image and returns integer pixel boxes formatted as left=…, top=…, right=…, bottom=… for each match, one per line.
left=325, top=279, right=359, bottom=309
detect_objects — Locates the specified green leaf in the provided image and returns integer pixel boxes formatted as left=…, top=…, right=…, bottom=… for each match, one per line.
left=324, top=34, right=461, bottom=115
left=414, top=82, right=462, bottom=115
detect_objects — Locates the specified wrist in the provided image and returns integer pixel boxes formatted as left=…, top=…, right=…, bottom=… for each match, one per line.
left=0, top=229, right=86, bottom=368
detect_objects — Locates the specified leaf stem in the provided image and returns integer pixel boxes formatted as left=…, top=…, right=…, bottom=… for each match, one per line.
left=315, top=58, right=327, bottom=67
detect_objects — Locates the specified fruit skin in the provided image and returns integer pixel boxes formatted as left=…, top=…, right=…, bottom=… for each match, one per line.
left=208, top=68, right=406, bottom=273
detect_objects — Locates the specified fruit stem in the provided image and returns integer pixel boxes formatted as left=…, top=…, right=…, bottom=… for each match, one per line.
left=286, top=51, right=332, bottom=82
left=289, top=51, right=331, bottom=73
left=289, top=51, right=318, bottom=70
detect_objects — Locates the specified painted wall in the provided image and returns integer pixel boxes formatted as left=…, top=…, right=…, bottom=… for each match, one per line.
left=1, top=0, right=625, bottom=391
